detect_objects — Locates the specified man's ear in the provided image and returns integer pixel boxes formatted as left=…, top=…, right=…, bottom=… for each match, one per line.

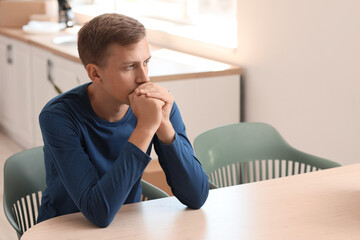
left=86, top=64, right=102, bottom=83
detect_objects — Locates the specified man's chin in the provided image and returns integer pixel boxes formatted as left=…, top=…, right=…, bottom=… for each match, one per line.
left=126, top=93, right=133, bottom=105
left=125, top=97, right=131, bottom=105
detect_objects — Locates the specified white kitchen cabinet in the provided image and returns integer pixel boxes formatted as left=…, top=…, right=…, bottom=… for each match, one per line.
left=0, top=35, right=33, bottom=148
left=0, top=35, right=8, bottom=129
left=158, top=75, right=240, bottom=145
left=30, top=46, right=89, bottom=146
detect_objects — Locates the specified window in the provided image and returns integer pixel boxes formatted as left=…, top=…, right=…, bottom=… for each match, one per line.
left=71, top=0, right=238, bottom=49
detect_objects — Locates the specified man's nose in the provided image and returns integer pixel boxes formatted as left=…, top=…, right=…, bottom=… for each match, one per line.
left=136, top=66, right=150, bottom=83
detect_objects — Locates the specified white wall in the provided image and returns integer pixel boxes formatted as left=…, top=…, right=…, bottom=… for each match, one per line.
left=151, top=0, right=360, bottom=165
left=225, top=0, right=359, bottom=166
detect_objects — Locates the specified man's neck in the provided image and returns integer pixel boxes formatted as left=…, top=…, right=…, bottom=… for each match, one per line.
left=87, top=83, right=129, bottom=122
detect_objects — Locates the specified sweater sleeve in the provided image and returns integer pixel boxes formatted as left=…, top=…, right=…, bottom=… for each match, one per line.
left=39, top=110, right=151, bottom=228
left=153, top=102, right=209, bottom=209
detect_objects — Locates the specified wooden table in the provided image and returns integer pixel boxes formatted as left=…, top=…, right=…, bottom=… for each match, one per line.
left=21, top=164, right=360, bottom=240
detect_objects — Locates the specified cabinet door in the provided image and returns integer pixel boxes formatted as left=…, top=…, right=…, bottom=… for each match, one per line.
left=12, top=39, right=33, bottom=147
left=158, top=75, right=241, bottom=146
left=52, top=54, right=88, bottom=93
left=0, top=36, right=33, bottom=147
left=0, top=35, right=15, bottom=132
left=31, top=46, right=58, bottom=146
left=0, top=35, right=9, bottom=128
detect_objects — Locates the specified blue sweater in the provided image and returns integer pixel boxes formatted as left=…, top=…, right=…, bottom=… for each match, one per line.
left=37, top=83, right=209, bottom=227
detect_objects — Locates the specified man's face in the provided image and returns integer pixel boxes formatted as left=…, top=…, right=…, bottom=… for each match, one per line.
left=97, top=37, right=151, bottom=105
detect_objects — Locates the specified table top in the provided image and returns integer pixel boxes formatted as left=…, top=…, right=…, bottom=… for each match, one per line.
left=21, top=163, right=360, bottom=240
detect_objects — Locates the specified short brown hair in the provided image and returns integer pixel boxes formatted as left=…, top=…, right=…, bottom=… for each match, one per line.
left=77, top=13, right=146, bottom=68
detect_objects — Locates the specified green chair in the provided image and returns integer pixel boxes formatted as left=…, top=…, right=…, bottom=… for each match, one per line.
left=3, top=146, right=169, bottom=239
left=141, top=179, right=169, bottom=201
left=3, top=146, right=45, bottom=239
left=193, top=122, right=341, bottom=189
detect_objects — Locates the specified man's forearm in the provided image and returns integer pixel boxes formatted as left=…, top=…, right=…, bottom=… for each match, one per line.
left=156, top=120, right=175, bottom=145
left=128, top=125, right=156, bottom=153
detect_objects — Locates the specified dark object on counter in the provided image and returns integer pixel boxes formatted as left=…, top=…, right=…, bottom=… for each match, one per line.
left=58, top=0, right=74, bottom=27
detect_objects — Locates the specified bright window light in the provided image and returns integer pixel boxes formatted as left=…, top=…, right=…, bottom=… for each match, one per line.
left=71, top=0, right=238, bottom=49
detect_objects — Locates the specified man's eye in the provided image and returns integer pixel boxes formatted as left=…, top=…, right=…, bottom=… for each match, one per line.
left=126, top=65, right=135, bottom=70
left=144, top=60, right=150, bottom=66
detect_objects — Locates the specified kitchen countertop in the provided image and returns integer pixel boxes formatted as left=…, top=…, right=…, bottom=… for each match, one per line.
left=0, top=27, right=242, bottom=82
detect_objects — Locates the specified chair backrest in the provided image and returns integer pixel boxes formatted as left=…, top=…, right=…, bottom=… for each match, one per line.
left=141, top=180, right=169, bottom=201
left=3, top=146, right=169, bottom=239
left=193, top=122, right=341, bottom=189
left=3, top=146, right=46, bottom=238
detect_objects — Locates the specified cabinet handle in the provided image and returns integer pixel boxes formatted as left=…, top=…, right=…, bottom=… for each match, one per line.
left=47, top=59, right=53, bottom=83
left=47, top=59, right=63, bottom=95
left=6, top=44, right=13, bottom=64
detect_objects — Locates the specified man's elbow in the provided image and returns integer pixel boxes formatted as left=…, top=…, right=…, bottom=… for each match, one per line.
left=189, top=188, right=209, bottom=209
left=87, top=215, right=113, bottom=228
left=82, top=207, right=115, bottom=228
left=181, top=181, right=209, bottom=209
left=94, top=220, right=112, bottom=228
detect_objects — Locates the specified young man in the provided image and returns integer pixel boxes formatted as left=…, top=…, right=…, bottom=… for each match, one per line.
left=37, top=13, right=209, bottom=227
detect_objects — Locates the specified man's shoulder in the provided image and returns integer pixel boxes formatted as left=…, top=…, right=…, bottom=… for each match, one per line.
left=41, top=83, right=90, bottom=118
